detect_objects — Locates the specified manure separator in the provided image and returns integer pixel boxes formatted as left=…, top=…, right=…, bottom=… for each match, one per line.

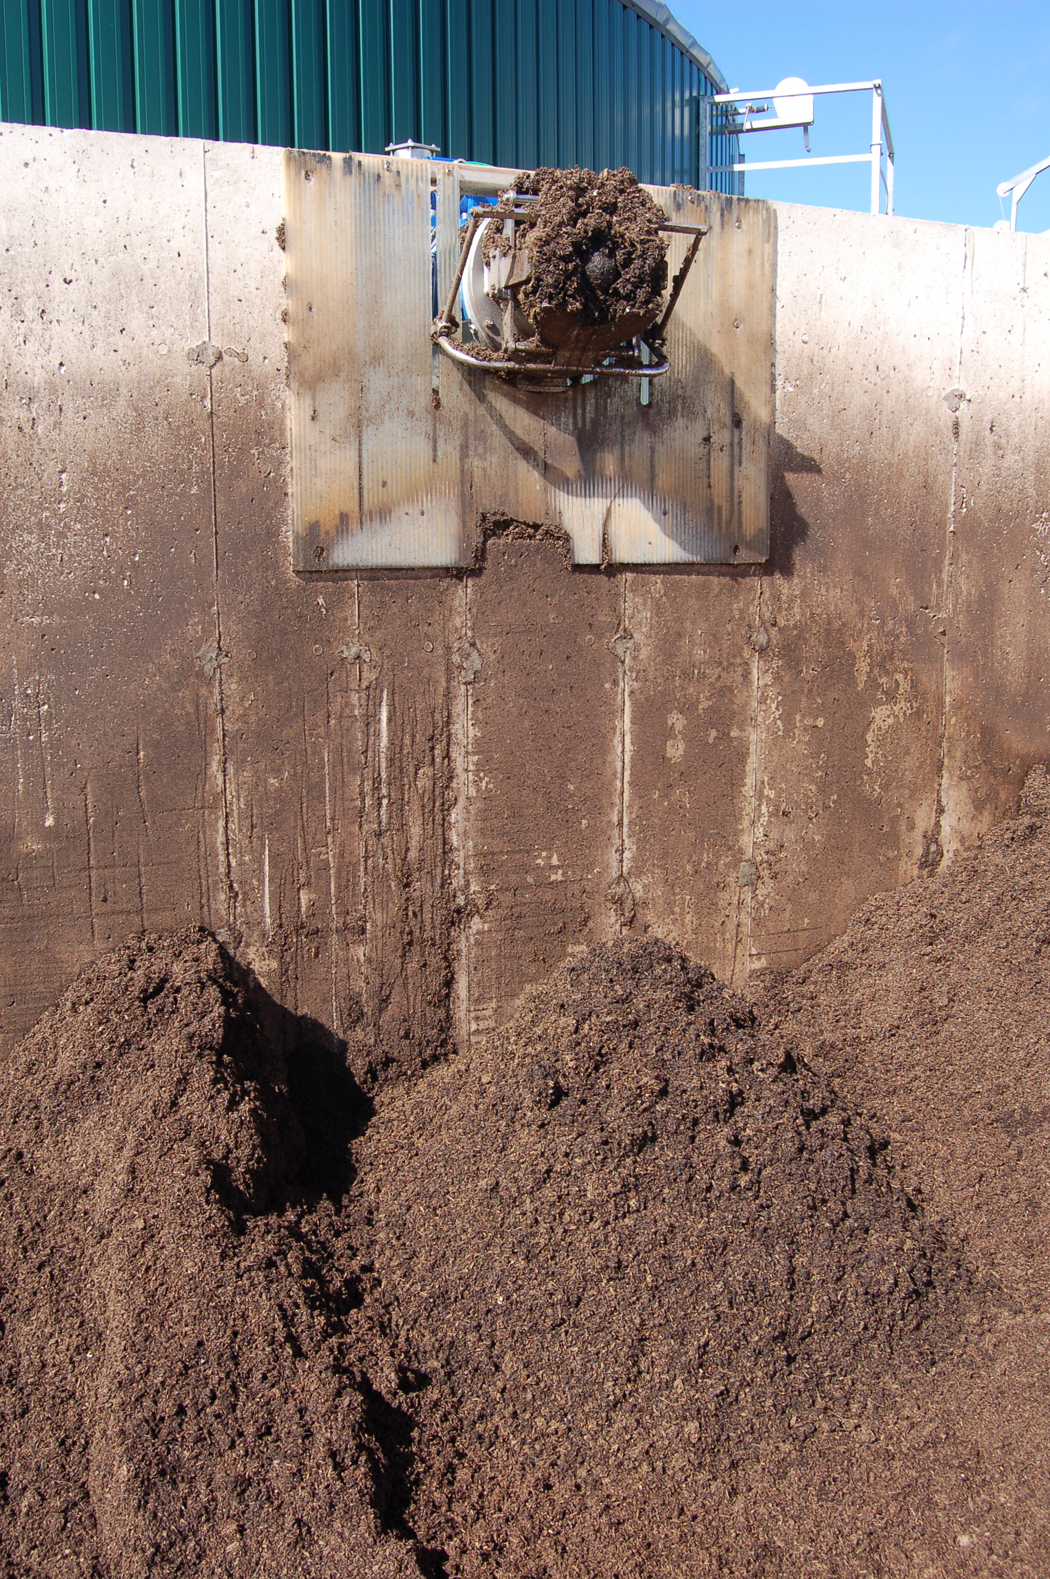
left=285, top=152, right=774, bottom=570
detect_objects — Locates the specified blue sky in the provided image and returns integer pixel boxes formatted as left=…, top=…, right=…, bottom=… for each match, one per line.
left=674, top=2, right=1050, bottom=232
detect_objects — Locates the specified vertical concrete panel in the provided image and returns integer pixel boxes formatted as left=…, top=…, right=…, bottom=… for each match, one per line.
left=206, top=141, right=458, bottom=1066
left=202, top=139, right=359, bottom=1032
left=944, top=228, right=1050, bottom=848
left=0, top=125, right=220, bottom=1048
left=624, top=571, right=760, bottom=985
left=463, top=539, right=622, bottom=1036
left=750, top=206, right=959, bottom=972
left=353, top=579, right=458, bottom=1072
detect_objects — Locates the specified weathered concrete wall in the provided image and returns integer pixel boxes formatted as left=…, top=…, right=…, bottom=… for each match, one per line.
left=1, top=123, right=1047, bottom=1057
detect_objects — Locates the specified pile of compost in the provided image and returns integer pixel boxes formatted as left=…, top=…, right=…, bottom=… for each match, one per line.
left=489, top=166, right=668, bottom=334
left=4, top=775, right=1050, bottom=1575
left=0, top=933, right=429, bottom=1579
left=351, top=939, right=972, bottom=1576
left=760, top=765, right=1050, bottom=1311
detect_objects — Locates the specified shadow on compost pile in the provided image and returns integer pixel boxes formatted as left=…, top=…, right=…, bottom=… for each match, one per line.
left=4, top=774, right=1050, bottom=1577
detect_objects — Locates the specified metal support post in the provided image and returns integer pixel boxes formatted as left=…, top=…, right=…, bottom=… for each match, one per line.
left=697, top=96, right=711, bottom=192
left=870, top=83, right=883, bottom=216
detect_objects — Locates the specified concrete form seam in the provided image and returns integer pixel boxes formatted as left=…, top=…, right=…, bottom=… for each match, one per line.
left=10, top=659, right=24, bottom=806
left=735, top=576, right=764, bottom=986
left=354, top=608, right=371, bottom=1036
left=464, top=578, right=473, bottom=1036
left=83, top=784, right=97, bottom=946
left=616, top=574, right=630, bottom=879
left=201, top=145, right=236, bottom=931
left=34, top=681, right=54, bottom=831
left=622, top=574, right=633, bottom=904
left=465, top=576, right=476, bottom=1041
left=351, top=576, right=366, bottom=1013
left=328, top=580, right=362, bottom=1037
left=928, top=226, right=969, bottom=869
left=450, top=575, right=474, bottom=1050
left=134, top=730, right=148, bottom=934
left=322, top=677, right=340, bottom=1037
left=606, top=571, right=632, bottom=937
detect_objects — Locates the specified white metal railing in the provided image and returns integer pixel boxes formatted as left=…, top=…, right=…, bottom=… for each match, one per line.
left=996, top=153, right=1050, bottom=232
left=704, top=80, right=895, bottom=217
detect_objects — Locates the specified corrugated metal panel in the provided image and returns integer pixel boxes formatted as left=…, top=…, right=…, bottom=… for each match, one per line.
left=287, top=149, right=469, bottom=568
left=286, top=152, right=773, bottom=569
left=0, top=1, right=738, bottom=192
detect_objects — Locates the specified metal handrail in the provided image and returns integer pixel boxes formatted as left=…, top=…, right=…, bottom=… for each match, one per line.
left=707, top=80, right=895, bottom=216
left=712, top=78, right=883, bottom=102
left=997, top=153, right=1050, bottom=232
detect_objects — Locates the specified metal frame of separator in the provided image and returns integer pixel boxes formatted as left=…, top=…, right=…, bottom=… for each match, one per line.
left=703, top=80, right=895, bottom=217
left=432, top=189, right=708, bottom=384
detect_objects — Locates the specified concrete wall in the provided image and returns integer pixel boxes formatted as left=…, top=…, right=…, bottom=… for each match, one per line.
left=1, top=122, right=1047, bottom=1062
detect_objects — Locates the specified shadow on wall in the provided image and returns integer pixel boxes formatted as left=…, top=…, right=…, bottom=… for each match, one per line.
left=559, top=426, right=820, bottom=580
left=768, top=433, right=821, bottom=577
left=463, top=317, right=771, bottom=564
left=466, top=366, right=820, bottom=577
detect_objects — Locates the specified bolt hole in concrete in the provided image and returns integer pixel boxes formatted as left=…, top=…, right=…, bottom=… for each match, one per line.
left=3, top=774, right=1050, bottom=1572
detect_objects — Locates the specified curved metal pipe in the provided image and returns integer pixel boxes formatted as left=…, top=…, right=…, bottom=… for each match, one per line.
left=434, top=333, right=670, bottom=380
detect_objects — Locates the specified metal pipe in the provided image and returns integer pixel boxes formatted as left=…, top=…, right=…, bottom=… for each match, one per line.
left=431, top=161, right=528, bottom=195
left=881, top=94, right=895, bottom=216
left=870, top=84, right=883, bottom=215
left=434, top=211, right=484, bottom=334
left=881, top=95, right=896, bottom=159
left=713, top=79, right=881, bottom=102
left=997, top=152, right=1050, bottom=231
left=652, top=229, right=705, bottom=339
left=710, top=153, right=872, bottom=175
left=434, top=336, right=670, bottom=379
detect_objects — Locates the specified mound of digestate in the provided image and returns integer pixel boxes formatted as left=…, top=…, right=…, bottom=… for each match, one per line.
left=12, top=771, right=1050, bottom=1577
left=0, top=931, right=428, bottom=1579
left=352, top=938, right=970, bottom=1577
left=765, top=765, right=1050, bottom=1311
left=508, top=166, right=668, bottom=330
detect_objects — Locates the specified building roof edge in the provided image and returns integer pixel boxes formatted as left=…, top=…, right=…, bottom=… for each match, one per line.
left=622, top=1, right=729, bottom=92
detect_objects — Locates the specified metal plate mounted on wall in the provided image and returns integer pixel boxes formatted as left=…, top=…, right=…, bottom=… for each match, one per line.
left=285, top=150, right=774, bottom=569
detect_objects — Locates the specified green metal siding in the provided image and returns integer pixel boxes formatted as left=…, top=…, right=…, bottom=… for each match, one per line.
left=0, top=0, right=737, bottom=191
